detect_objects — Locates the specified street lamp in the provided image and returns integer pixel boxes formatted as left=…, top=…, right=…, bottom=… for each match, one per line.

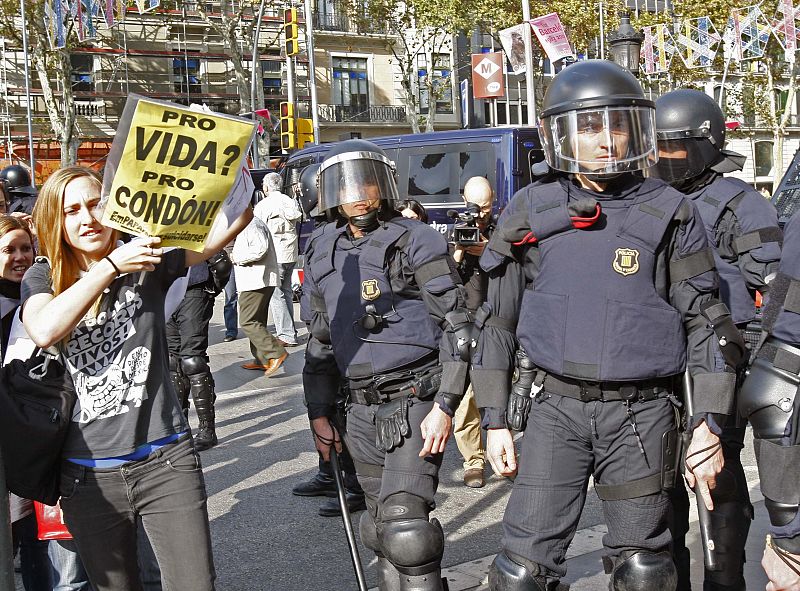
left=607, top=12, right=644, bottom=77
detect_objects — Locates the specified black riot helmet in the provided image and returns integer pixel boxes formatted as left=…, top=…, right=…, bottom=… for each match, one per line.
left=317, top=139, right=399, bottom=231
left=654, top=89, right=745, bottom=191
left=0, top=165, right=37, bottom=196
left=538, top=60, right=657, bottom=176
left=297, top=163, right=321, bottom=217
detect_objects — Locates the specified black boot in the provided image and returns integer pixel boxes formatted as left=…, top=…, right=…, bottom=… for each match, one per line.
left=318, top=488, right=367, bottom=517
left=292, top=471, right=337, bottom=497
left=188, top=371, right=217, bottom=451
left=169, top=355, right=190, bottom=421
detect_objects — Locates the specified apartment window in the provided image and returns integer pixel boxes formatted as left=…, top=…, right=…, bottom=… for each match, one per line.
left=71, top=55, right=94, bottom=92
left=262, top=61, right=282, bottom=97
left=173, top=54, right=201, bottom=95
left=713, top=86, right=726, bottom=109
left=754, top=141, right=774, bottom=178
left=332, top=57, right=369, bottom=111
left=417, top=53, right=452, bottom=114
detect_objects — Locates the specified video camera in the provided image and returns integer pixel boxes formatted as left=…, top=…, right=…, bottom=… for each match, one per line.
left=447, top=202, right=482, bottom=245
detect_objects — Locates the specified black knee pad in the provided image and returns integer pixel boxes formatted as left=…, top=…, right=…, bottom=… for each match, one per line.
left=488, top=551, right=560, bottom=591
left=359, top=510, right=381, bottom=554
left=378, top=493, right=443, bottom=577
left=181, top=355, right=211, bottom=377
left=609, top=551, right=677, bottom=591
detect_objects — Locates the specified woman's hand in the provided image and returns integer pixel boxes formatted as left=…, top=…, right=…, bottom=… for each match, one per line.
left=105, top=237, right=163, bottom=274
left=419, top=405, right=452, bottom=456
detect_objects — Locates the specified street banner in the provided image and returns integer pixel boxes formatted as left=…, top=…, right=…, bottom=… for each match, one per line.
left=471, top=53, right=505, bottom=99
left=772, top=0, right=799, bottom=61
left=642, top=24, right=676, bottom=74
left=102, top=95, right=256, bottom=251
left=44, top=0, right=68, bottom=48
left=724, top=6, right=772, bottom=61
left=529, top=13, right=575, bottom=63
left=498, top=24, right=527, bottom=75
left=674, top=16, right=721, bottom=68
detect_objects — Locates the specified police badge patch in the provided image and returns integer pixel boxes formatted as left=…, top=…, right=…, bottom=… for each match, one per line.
left=361, top=279, right=381, bottom=300
left=612, top=248, right=640, bottom=276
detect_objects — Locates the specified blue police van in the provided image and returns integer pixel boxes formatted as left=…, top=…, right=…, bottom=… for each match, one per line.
left=282, top=126, right=545, bottom=246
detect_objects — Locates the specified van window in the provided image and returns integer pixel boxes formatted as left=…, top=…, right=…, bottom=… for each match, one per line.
left=282, top=156, right=317, bottom=196
left=405, top=144, right=494, bottom=206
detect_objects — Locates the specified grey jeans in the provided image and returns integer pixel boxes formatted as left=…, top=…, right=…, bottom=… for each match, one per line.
left=58, top=437, right=216, bottom=591
left=269, top=261, right=298, bottom=343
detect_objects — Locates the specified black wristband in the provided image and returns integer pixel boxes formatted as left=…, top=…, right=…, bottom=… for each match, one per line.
left=104, top=256, right=121, bottom=277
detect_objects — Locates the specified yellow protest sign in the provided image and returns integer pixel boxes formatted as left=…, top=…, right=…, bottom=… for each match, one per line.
left=103, top=97, right=256, bottom=251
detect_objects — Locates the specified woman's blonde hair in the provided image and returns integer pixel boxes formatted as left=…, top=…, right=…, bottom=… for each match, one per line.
left=0, top=214, right=34, bottom=247
left=33, top=166, right=117, bottom=297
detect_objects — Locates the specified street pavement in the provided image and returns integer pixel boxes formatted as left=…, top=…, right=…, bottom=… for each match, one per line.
left=201, top=300, right=770, bottom=591
left=15, top=299, right=770, bottom=590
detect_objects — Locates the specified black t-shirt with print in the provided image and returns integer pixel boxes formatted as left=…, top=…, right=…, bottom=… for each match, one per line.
left=21, top=250, right=189, bottom=459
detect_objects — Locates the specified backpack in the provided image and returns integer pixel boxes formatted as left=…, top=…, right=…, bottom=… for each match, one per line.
left=232, top=216, right=271, bottom=265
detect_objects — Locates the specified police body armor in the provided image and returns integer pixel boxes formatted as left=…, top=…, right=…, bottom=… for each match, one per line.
left=306, top=218, right=442, bottom=379
left=689, top=176, right=782, bottom=326
left=519, top=178, right=686, bottom=382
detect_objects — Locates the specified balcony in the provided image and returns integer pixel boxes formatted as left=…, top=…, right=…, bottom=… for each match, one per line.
left=318, top=104, right=406, bottom=124
left=311, top=11, right=390, bottom=35
left=75, top=100, right=106, bottom=119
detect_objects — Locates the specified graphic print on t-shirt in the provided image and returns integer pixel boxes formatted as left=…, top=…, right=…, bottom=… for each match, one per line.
left=65, top=286, right=151, bottom=423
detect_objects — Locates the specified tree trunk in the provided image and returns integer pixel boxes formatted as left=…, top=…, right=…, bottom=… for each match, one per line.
left=30, top=39, right=78, bottom=166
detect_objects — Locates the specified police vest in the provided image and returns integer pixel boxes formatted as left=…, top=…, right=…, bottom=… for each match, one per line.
left=519, top=179, right=687, bottom=382
left=306, top=219, right=442, bottom=379
left=690, top=176, right=781, bottom=325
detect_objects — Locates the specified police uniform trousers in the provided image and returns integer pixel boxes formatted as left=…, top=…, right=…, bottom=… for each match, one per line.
left=344, top=397, right=443, bottom=529
left=503, top=392, right=675, bottom=578
left=166, top=285, right=214, bottom=358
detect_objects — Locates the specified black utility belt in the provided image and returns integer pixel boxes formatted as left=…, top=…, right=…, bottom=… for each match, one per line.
left=348, top=367, right=442, bottom=406
left=543, top=373, right=675, bottom=403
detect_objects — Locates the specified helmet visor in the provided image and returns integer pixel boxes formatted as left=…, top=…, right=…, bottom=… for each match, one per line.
left=317, top=152, right=399, bottom=213
left=539, top=106, right=657, bottom=174
left=654, top=138, right=707, bottom=184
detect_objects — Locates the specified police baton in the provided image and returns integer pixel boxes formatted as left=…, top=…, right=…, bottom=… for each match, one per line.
left=330, top=448, right=368, bottom=591
left=682, top=370, right=720, bottom=572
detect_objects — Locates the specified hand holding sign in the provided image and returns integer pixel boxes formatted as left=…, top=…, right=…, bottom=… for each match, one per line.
left=103, top=96, right=257, bottom=252
left=105, top=237, right=163, bottom=275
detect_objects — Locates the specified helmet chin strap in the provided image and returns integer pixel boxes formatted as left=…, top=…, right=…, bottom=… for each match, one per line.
left=348, top=208, right=380, bottom=232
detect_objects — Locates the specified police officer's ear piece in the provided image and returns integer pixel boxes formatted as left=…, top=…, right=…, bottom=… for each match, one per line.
left=359, top=304, right=389, bottom=330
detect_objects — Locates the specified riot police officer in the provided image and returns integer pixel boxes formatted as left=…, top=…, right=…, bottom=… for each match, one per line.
left=654, top=88, right=782, bottom=591
left=301, top=140, right=470, bottom=590
left=472, top=60, right=734, bottom=591
left=293, top=162, right=367, bottom=518
left=739, top=211, right=800, bottom=590
left=167, top=253, right=231, bottom=450
left=0, top=165, right=37, bottom=214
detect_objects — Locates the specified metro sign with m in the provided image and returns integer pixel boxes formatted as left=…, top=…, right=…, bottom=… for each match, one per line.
left=471, top=52, right=505, bottom=99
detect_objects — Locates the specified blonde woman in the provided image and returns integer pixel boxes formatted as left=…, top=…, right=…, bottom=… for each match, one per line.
left=21, top=166, right=252, bottom=591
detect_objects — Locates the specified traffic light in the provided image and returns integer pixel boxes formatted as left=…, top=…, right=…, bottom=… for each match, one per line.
left=297, top=117, right=314, bottom=149
left=284, top=8, right=299, bottom=57
left=280, top=101, right=297, bottom=150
